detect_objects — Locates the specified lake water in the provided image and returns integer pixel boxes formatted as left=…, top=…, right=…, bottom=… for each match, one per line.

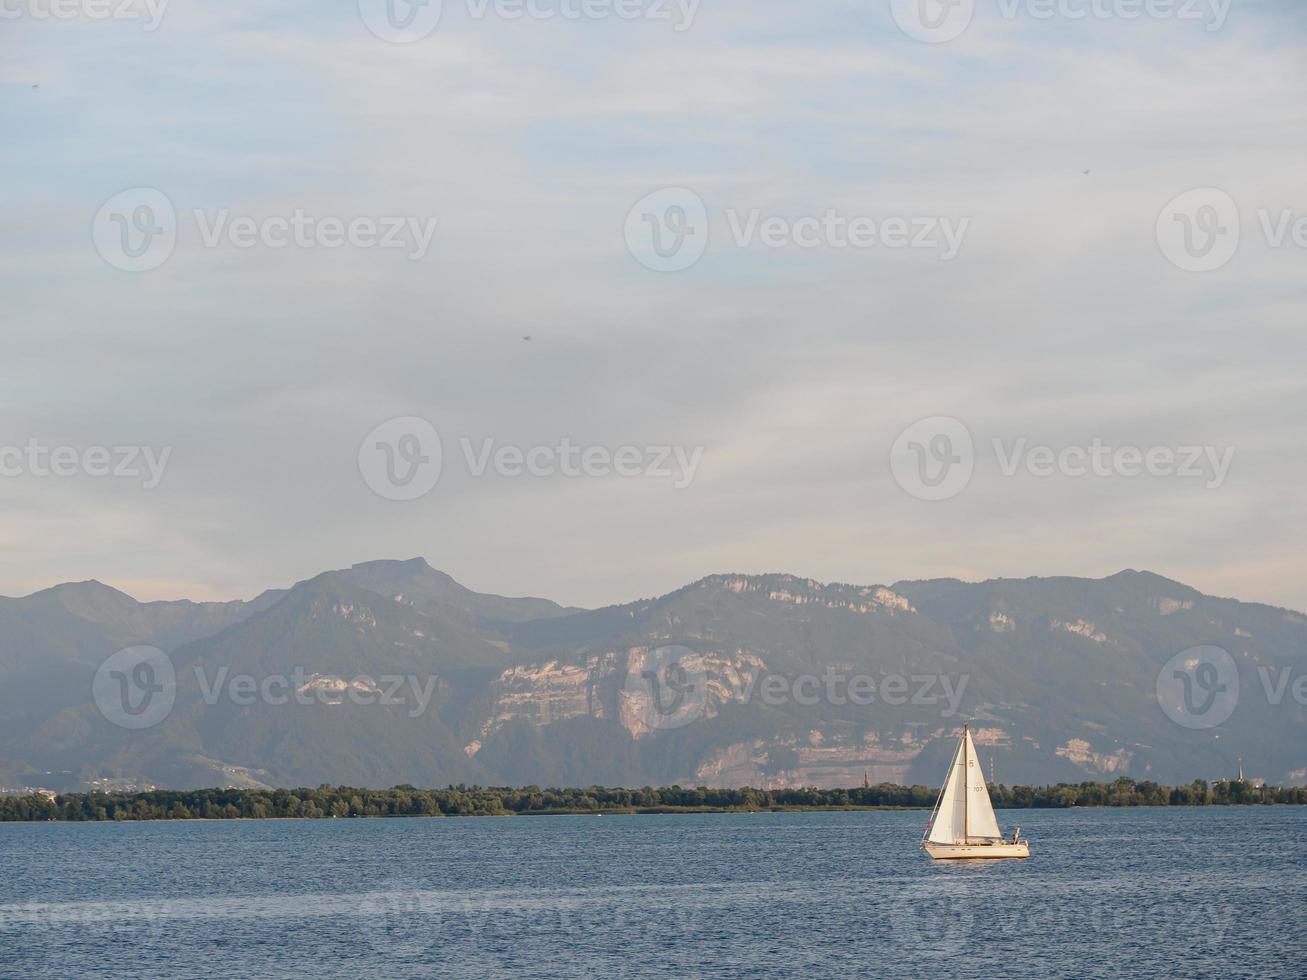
left=2, top=807, right=1304, bottom=978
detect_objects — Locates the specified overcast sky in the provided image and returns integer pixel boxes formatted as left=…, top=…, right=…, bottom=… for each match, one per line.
left=3, top=0, right=1305, bottom=611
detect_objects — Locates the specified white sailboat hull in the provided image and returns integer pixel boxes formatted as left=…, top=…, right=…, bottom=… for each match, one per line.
left=920, top=727, right=1031, bottom=860
left=922, top=841, right=1030, bottom=860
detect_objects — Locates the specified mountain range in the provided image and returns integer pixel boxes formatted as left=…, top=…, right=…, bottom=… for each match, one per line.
left=2, top=559, right=1304, bottom=792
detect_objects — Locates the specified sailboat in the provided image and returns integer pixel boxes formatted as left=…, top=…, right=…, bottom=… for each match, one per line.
left=921, top=725, right=1030, bottom=860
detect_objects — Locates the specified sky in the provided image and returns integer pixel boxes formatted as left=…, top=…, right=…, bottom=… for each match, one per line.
left=2, top=0, right=1306, bottom=611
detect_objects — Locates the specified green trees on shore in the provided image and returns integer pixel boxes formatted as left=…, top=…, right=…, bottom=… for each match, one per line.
left=1, top=777, right=1302, bottom=822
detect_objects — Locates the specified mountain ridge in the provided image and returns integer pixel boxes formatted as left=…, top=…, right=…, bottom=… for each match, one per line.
left=2, top=560, right=1303, bottom=794
left=7, top=562, right=1301, bottom=619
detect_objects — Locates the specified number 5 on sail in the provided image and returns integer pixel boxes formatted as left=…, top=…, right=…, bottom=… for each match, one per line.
left=922, top=725, right=1030, bottom=860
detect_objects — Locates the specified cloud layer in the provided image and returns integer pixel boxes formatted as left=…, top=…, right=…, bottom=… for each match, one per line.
left=2, top=0, right=1305, bottom=609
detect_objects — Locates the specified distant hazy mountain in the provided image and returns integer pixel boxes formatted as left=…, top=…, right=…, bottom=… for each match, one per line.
left=2, top=560, right=1304, bottom=792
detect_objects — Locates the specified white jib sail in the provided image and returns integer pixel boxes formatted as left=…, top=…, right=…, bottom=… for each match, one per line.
left=926, top=727, right=1003, bottom=844
left=962, top=727, right=1002, bottom=841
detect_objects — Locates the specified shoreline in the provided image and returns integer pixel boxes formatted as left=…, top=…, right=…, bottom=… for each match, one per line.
left=3, top=780, right=1304, bottom=822
left=3, top=803, right=1304, bottom=826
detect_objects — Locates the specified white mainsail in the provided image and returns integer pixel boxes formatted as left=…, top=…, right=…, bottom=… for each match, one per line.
left=925, top=726, right=1003, bottom=844
left=925, top=732, right=966, bottom=844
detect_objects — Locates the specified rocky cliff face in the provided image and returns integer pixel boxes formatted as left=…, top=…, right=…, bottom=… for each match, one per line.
left=3, top=561, right=1305, bottom=792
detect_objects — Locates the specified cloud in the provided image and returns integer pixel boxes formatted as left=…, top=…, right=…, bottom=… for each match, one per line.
left=2, top=1, right=1305, bottom=610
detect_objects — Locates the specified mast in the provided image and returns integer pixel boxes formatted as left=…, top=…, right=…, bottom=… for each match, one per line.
left=962, top=724, right=969, bottom=842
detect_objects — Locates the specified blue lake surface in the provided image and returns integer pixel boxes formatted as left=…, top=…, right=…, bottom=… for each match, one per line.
left=2, top=807, right=1304, bottom=978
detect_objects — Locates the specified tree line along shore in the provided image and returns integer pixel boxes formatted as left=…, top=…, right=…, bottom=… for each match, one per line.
left=2, top=778, right=1304, bottom=821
